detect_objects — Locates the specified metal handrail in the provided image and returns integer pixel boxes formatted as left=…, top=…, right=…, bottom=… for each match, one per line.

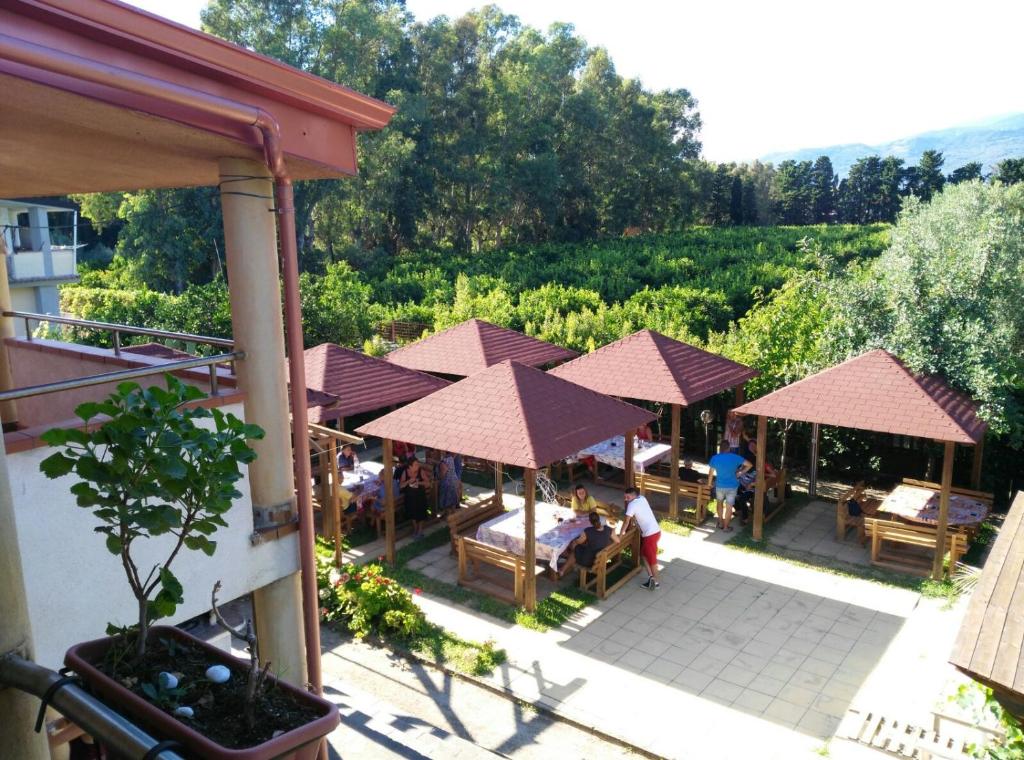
left=4, top=310, right=234, bottom=352
left=0, top=351, right=244, bottom=402
left=0, top=652, right=185, bottom=759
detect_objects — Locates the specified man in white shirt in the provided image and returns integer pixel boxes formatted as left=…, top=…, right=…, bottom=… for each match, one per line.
left=621, top=487, right=661, bottom=590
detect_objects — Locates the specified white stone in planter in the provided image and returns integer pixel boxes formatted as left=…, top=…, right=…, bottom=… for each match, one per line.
left=172, top=706, right=194, bottom=718
left=205, top=664, right=231, bottom=684
left=158, top=672, right=179, bottom=690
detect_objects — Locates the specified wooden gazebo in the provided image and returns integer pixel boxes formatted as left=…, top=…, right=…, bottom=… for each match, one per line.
left=735, top=349, right=987, bottom=579
left=356, top=359, right=655, bottom=610
left=301, top=343, right=449, bottom=561
left=385, top=318, right=578, bottom=377
left=549, top=329, right=758, bottom=521
left=304, top=342, right=448, bottom=429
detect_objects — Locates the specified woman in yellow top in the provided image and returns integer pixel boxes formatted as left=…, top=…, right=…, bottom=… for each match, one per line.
left=570, top=483, right=598, bottom=514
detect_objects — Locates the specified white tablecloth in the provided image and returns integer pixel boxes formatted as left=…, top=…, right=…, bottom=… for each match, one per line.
left=879, top=484, right=989, bottom=526
left=566, top=436, right=671, bottom=473
left=476, top=502, right=593, bottom=570
left=342, top=461, right=384, bottom=491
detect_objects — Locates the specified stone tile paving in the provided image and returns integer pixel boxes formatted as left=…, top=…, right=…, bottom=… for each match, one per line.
left=389, top=488, right=972, bottom=760
left=323, top=673, right=500, bottom=759
left=766, top=499, right=873, bottom=566
left=321, top=630, right=635, bottom=759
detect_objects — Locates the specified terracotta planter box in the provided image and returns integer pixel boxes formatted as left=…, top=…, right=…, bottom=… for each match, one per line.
left=65, top=626, right=338, bottom=759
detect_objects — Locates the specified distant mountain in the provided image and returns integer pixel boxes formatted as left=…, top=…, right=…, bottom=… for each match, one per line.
left=761, top=113, right=1024, bottom=176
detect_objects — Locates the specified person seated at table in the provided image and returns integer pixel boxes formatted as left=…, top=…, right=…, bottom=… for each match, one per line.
left=337, top=443, right=359, bottom=471
left=561, top=510, right=617, bottom=576
left=570, top=483, right=598, bottom=514
left=839, top=479, right=880, bottom=544
left=636, top=423, right=653, bottom=443
left=679, top=458, right=704, bottom=484
left=400, top=457, right=431, bottom=539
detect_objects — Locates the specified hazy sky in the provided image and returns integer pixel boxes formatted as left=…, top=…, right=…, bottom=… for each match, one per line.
left=125, top=0, right=1024, bottom=161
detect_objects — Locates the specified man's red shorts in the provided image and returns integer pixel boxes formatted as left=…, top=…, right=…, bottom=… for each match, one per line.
left=641, top=531, right=660, bottom=567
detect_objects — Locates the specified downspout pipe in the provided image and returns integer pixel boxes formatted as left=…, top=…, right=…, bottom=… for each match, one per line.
left=0, top=34, right=322, bottom=696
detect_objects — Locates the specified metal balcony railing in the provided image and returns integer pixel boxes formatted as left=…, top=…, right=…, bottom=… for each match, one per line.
left=0, top=652, right=185, bottom=759
left=1, top=311, right=242, bottom=400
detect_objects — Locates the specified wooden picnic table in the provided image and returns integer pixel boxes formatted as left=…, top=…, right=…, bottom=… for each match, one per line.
left=476, top=501, right=598, bottom=572
left=879, top=484, right=990, bottom=527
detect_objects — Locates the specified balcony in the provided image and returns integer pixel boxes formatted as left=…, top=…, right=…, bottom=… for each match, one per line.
left=0, top=314, right=302, bottom=671
left=6, top=247, right=78, bottom=283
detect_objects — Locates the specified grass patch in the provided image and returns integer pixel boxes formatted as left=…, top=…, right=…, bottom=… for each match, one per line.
left=660, top=518, right=693, bottom=537
left=406, top=624, right=507, bottom=676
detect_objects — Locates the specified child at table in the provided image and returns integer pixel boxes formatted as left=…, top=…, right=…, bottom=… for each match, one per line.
left=843, top=481, right=884, bottom=540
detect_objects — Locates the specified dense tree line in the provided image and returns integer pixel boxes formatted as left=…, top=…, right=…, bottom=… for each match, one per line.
left=76, top=0, right=703, bottom=291
left=695, top=152, right=1024, bottom=227
left=68, top=1, right=1024, bottom=294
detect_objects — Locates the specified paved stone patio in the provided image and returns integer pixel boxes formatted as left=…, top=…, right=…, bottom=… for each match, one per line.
left=765, top=498, right=873, bottom=566
left=354, top=485, right=971, bottom=759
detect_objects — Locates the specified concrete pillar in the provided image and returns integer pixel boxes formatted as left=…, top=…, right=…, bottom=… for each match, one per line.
left=0, top=440, right=51, bottom=760
left=218, top=158, right=307, bottom=687
left=0, top=242, right=19, bottom=429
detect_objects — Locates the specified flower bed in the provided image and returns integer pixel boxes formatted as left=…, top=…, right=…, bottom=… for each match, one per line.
left=317, top=558, right=506, bottom=676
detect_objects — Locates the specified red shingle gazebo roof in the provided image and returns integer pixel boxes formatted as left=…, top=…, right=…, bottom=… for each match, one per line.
left=548, top=329, right=758, bottom=405
left=303, top=343, right=449, bottom=424
left=734, top=349, right=986, bottom=444
left=385, top=319, right=577, bottom=377
left=356, top=360, right=655, bottom=470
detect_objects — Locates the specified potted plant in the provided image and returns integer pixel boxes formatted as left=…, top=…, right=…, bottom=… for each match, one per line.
left=42, top=376, right=339, bottom=759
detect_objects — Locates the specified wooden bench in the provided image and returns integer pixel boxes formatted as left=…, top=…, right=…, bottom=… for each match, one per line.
left=446, top=496, right=504, bottom=555
left=864, top=517, right=968, bottom=576
left=457, top=536, right=544, bottom=605
left=578, top=526, right=642, bottom=599
left=637, top=472, right=710, bottom=523
left=836, top=495, right=866, bottom=543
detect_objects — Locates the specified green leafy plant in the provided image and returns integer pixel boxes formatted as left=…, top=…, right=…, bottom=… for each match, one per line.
left=39, top=375, right=264, bottom=657
left=320, top=561, right=426, bottom=640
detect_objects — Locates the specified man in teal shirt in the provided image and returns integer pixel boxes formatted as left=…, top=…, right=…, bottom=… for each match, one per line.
left=709, top=439, right=752, bottom=531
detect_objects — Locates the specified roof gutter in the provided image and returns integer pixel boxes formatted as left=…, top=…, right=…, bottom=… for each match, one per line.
left=0, top=33, right=322, bottom=698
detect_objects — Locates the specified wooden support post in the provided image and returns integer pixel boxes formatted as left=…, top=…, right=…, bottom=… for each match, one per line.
left=494, top=461, right=504, bottom=506
left=669, top=403, right=681, bottom=519
left=623, top=432, right=634, bottom=489
left=753, top=415, right=768, bottom=541
left=328, top=437, right=342, bottom=567
left=808, top=422, right=820, bottom=499
left=383, top=438, right=395, bottom=565
left=734, top=384, right=745, bottom=407
left=932, top=440, right=955, bottom=581
left=971, top=438, right=984, bottom=491
left=523, top=468, right=537, bottom=612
